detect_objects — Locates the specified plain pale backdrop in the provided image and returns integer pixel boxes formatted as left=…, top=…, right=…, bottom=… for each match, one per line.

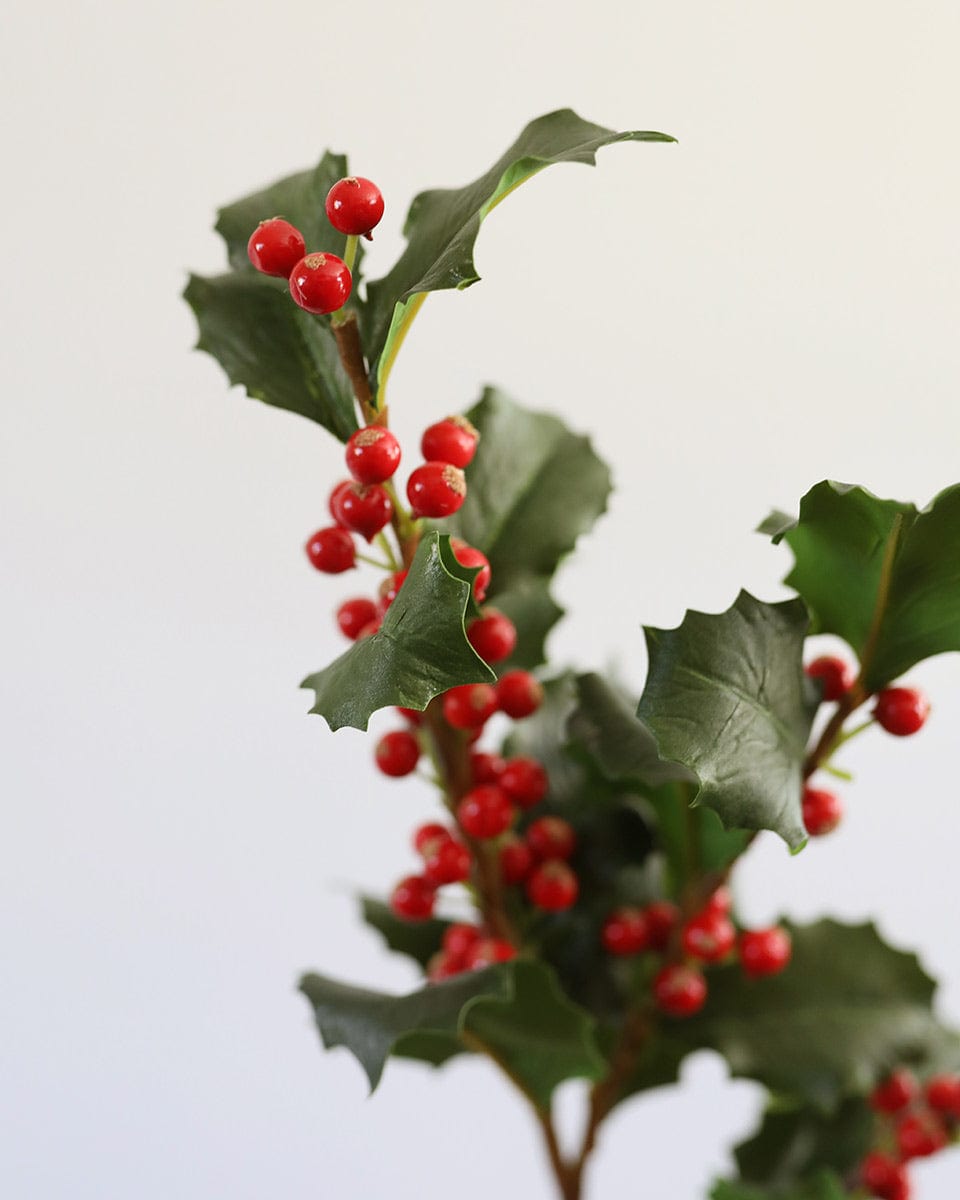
left=3, top=1, right=960, bottom=1196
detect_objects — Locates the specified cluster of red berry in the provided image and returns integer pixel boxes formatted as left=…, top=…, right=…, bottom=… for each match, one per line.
left=802, top=655, right=930, bottom=838
left=602, top=888, right=792, bottom=1018
left=859, top=1067, right=960, bottom=1198
left=247, top=175, right=384, bottom=314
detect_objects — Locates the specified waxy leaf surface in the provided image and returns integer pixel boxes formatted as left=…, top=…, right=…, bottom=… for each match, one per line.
left=709, top=1173, right=847, bottom=1200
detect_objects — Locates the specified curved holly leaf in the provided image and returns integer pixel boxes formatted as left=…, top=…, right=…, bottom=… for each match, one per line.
left=637, top=592, right=816, bottom=850
left=761, top=480, right=960, bottom=689
left=301, top=532, right=494, bottom=731
left=363, top=109, right=675, bottom=397
left=709, top=1172, right=848, bottom=1200
left=360, top=897, right=448, bottom=969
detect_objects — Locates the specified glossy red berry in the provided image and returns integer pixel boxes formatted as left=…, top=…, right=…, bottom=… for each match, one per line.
left=601, top=907, right=650, bottom=956
left=527, top=860, right=579, bottom=911
left=496, top=670, right=544, bottom=719
left=336, top=596, right=378, bottom=639
left=389, top=875, right=436, bottom=920
left=470, top=750, right=505, bottom=784
left=739, top=927, right=792, bottom=978
left=467, top=938, right=517, bottom=968
left=305, top=526, right=355, bottom=573
left=456, top=785, right=514, bottom=839
left=896, top=1110, right=948, bottom=1159
left=357, top=617, right=381, bottom=638
left=328, top=479, right=354, bottom=521
left=374, top=730, right=420, bottom=777
left=421, top=416, right=479, bottom=468
left=874, top=687, right=930, bottom=736
left=407, top=462, right=467, bottom=518
left=645, top=900, right=681, bottom=951
left=802, top=785, right=843, bottom=837
left=397, top=706, right=423, bottom=726
left=681, top=910, right=736, bottom=963
left=468, top=610, right=517, bottom=663
left=704, top=886, right=733, bottom=915
left=526, top=816, right=576, bottom=862
left=423, top=838, right=472, bottom=886
left=345, top=426, right=402, bottom=484
left=288, top=252, right=352, bottom=314
left=330, top=481, right=393, bottom=541
left=499, top=835, right=534, bottom=884
left=805, top=655, right=856, bottom=702
left=442, top=923, right=481, bottom=963
left=412, top=822, right=451, bottom=856
left=442, top=683, right=498, bottom=730
left=870, top=1068, right=919, bottom=1114
left=449, top=539, right=491, bottom=602
left=325, top=176, right=384, bottom=237
left=860, top=1152, right=912, bottom=1200
left=378, top=570, right=408, bottom=612
left=653, top=964, right=708, bottom=1017
left=247, top=217, right=306, bottom=277
left=925, top=1073, right=960, bottom=1117
left=498, top=756, right=548, bottom=808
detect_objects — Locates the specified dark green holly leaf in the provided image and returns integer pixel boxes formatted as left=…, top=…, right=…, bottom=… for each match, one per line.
left=487, top=576, right=564, bottom=671
left=709, top=1171, right=848, bottom=1200
left=184, top=272, right=358, bottom=441
left=363, top=109, right=675, bottom=397
left=763, top=480, right=960, bottom=689
left=301, top=532, right=494, bottom=731
left=732, top=1098, right=873, bottom=1190
left=637, top=592, right=815, bottom=850
left=360, top=897, right=448, bottom=969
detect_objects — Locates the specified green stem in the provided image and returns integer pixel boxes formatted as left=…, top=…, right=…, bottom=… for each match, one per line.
left=376, top=531, right=401, bottom=572
left=355, top=552, right=393, bottom=570
left=343, top=234, right=359, bottom=274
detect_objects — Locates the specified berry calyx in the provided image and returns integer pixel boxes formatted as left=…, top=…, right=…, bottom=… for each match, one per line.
left=336, top=596, right=379, bottom=639
left=389, top=875, right=437, bottom=920
left=527, top=860, right=579, bottom=911
left=449, top=538, right=491, bottom=601
left=895, top=1110, right=948, bottom=1159
left=870, top=1068, right=919, bottom=1114
left=498, top=756, right=548, bottom=808
left=526, top=816, right=576, bottom=862
left=874, top=687, right=930, bottom=737
left=374, top=730, right=421, bottom=777
left=467, top=938, right=517, bottom=968
left=499, top=836, right=534, bottom=884
left=681, top=910, right=736, bottom=963
left=442, top=683, right=498, bottom=730
left=802, top=784, right=843, bottom=837
left=860, top=1152, right=911, bottom=1200
left=456, top=785, right=515, bottom=839
left=496, top=670, right=544, bottom=719
left=423, top=838, right=472, bottom=886
left=925, top=1073, right=960, bottom=1117
left=305, top=526, right=355, bottom=573
left=653, top=964, right=708, bottom=1017
left=470, top=750, right=505, bottom=784
left=601, top=907, right=650, bottom=956
left=330, top=481, right=393, bottom=541
left=739, top=927, right=792, bottom=978
left=325, top=176, right=384, bottom=237
left=288, top=252, right=352, bottom=314
left=345, top=426, right=402, bottom=484
left=442, top=923, right=481, bottom=963
left=805, top=654, right=856, bottom=702
left=247, top=217, right=306, bottom=277
left=407, top=462, right=467, bottom=518
left=645, top=900, right=681, bottom=950
left=420, top=416, right=479, bottom=468
left=413, top=822, right=451, bottom=856
left=468, top=610, right=517, bottom=663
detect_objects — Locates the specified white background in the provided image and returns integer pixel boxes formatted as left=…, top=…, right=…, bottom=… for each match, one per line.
left=3, top=1, right=960, bottom=1196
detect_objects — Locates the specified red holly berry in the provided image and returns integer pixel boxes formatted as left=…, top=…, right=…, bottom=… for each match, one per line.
left=389, top=875, right=436, bottom=920
left=526, top=816, right=576, bottom=862
left=328, top=479, right=354, bottom=522
left=325, top=176, right=384, bottom=237
left=653, top=964, right=708, bottom=1017
left=496, top=670, right=544, bottom=719
left=805, top=654, right=856, bottom=702
left=336, top=597, right=378, bottom=639
left=802, top=785, right=843, bottom=837
left=357, top=618, right=381, bottom=638
left=412, top=822, right=451, bottom=856
left=456, top=785, right=514, bottom=839
left=470, top=750, right=505, bottom=784
left=601, top=907, right=650, bottom=956
left=247, top=217, right=306, bottom=277
left=397, top=707, right=423, bottom=726
left=374, top=730, right=420, bottom=777
left=378, top=570, right=408, bottom=612
left=704, top=886, right=733, bottom=915
left=874, top=687, right=930, bottom=737
left=449, top=539, right=491, bottom=602
left=681, top=910, right=736, bottom=963
left=442, top=683, right=498, bottom=730
left=925, top=1073, right=960, bottom=1117
left=407, top=462, right=467, bottom=518
left=421, top=416, right=479, bottom=468
left=345, top=426, right=402, bottom=484
left=896, top=1110, right=949, bottom=1159
left=468, top=610, right=517, bottom=663
left=467, top=938, right=517, bottom=968
left=498, top=756, right=548, bottom=808
left=527, top=860, right=579, bottom=911
left=499, top=836, right=534, bottom=884
left=442, top=923, right=481, bottom=963
left=423, top=838, right=472, bottom=886
left=645, top=900, right=681, bottom=951
left=330, top=481, right=393, bottom=541
left=871, top=1067, right=919, bottom=1114
left=860, top=1152, right=912, bottom=1200
left=426, top=951, right=463, bottom=982
left=305, top=526, right=355, bottom=573
left=288, top=252, right=352, bottom=314
left=739, top=927, right=792, bottom=978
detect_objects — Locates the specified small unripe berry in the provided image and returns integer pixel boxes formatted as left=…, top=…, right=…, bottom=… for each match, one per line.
left=526, top=816, right=576, bottom=862
left=527, top=860, right=579, bottom=911
left=802, top=785, right=843, bottom=837
left=421, top=416, right=479, bottom=468
left=925, top=1073, right=960, bottom=1117
left=871, top=1067, right=919, bottom=1113
left=653, top=964, right=708, bottom=1017
left=874, top=686, right=930, bottom=736
left=498, top=756, right=548, bottom=808
left=330, top=481, right=393, bottom=541
left=336, top=597, right=378, bottom=639
left=456, top=785, right=514, bottom=839
left=470, top=750, right=505, bottom=784
left=896, top=1110, right=948, bottom=1159
left=325, top=176, right=385, bottom=237
left=739, top=927, right=792, bottom=978
left=389, top=875, right=436, bottom=920
left=442, top=923, right=481, bottom=963
left=423, top=838, right=472, bottom=886
left=496, top=670, right=543, bottom=719
left=449, top=538, right=491, bottom=602
left=645, top=900, right=681, bottom=950
left=805, top=654, right=856, bottom=702
left=601, top=907, right=650, bottom=956
left=681, top=910, right=736, bottom=963
left=407, top=462, right=467, bottom=518
left=499, top=835, right=534, bottom=884
left=288, top=252, right=352, bottom=314
left=467, top=938, right=517, bottom=968
left=305, top=526, right=355, bottom=573
left=345, top=426, right=402, bottom=484
left=247, top=217, right=306, bottom=277
left=468, top=610, right=517, bottom=663
left=374, top=730, right=420, bottom=777
left=442, top=683, right=498, bottom=730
